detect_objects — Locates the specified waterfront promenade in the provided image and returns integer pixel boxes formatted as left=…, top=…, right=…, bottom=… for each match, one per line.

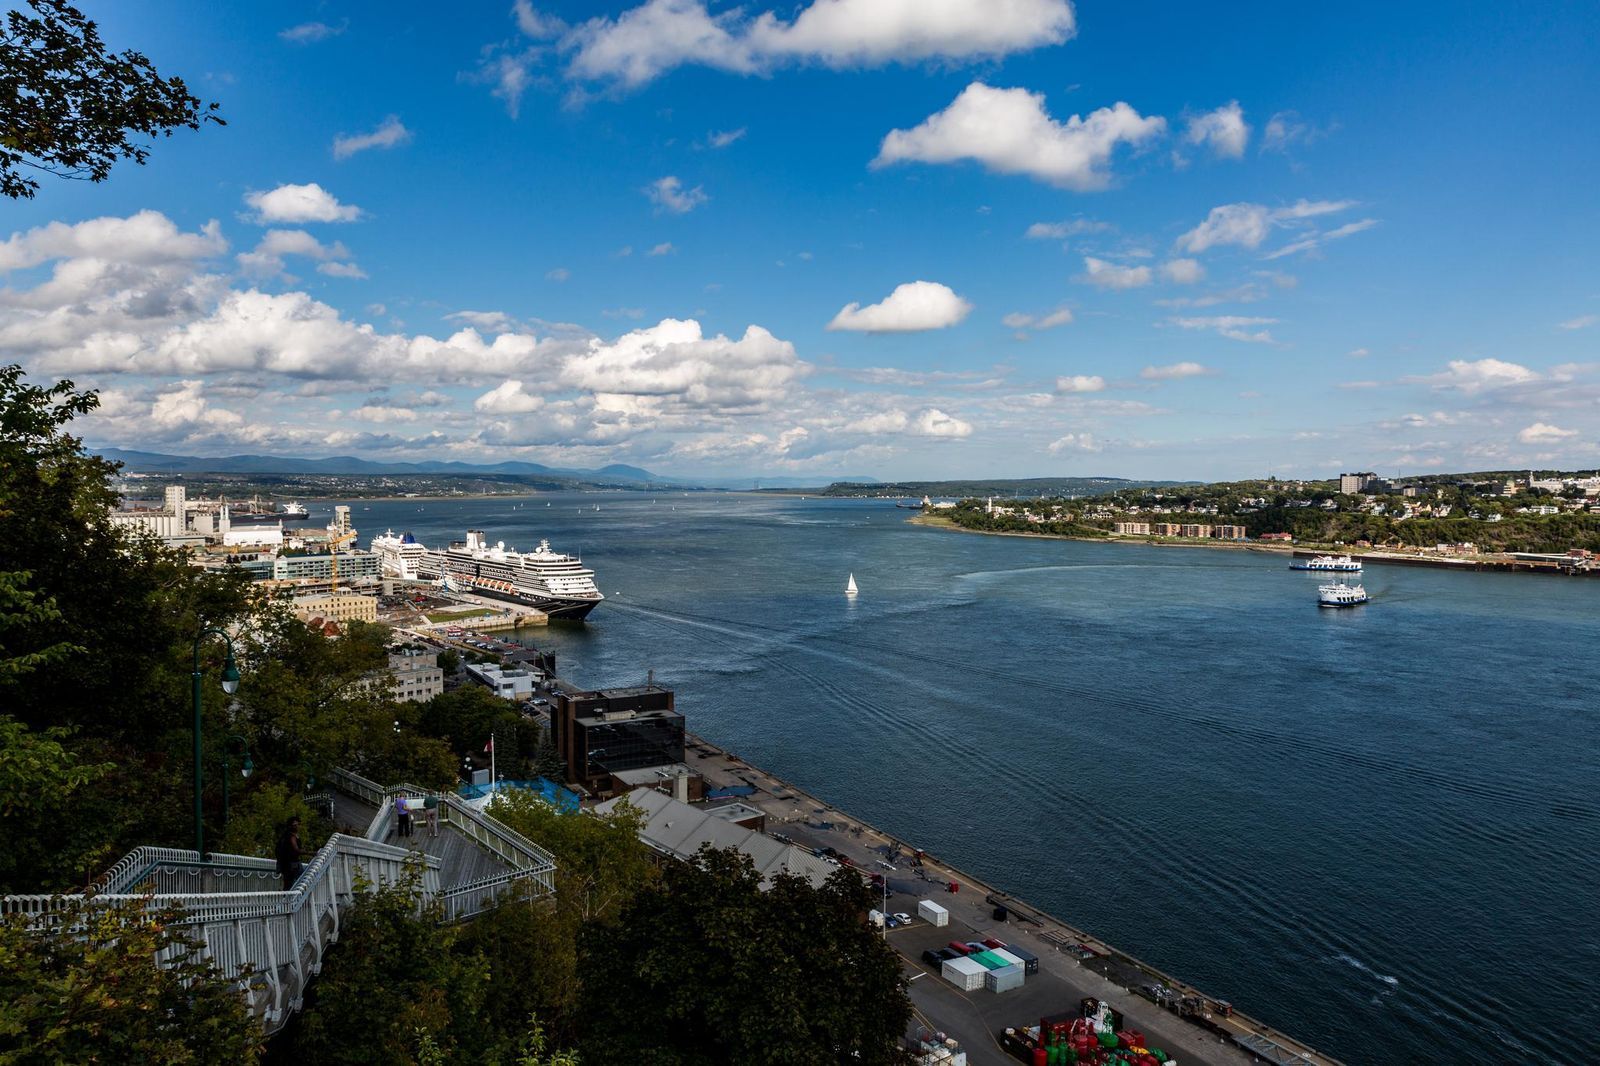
left=683, top=731, right=1344, bottom=1066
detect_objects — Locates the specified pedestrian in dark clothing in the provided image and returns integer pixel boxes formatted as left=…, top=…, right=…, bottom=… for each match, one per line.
left=276, top=817, right=304, bottom=890
left=395, top=795, right=413, bottom=839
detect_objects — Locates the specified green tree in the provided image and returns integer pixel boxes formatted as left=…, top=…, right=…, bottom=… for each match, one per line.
left=575, top=848, right=911, bottom=1065
left=436, top=648, right=460, bottom=674
left=0, top=896, right=260, bottom=1063
left=489, top=791, right=656, bottom=927
left=1, top=0, right=223, bottom=199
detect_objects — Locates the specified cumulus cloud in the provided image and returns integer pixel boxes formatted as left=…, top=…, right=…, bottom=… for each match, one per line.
left=236, top=229, right=358, bottom=278
left=1160, top=258, right=1204, bottom=284
left=1004, top=307, right=1073, bottom=330
left=1169, top=315, right=1278, bottom=343
left=333, top=115, right=413, bottom=160
left=0, top=210, right=225, bottom=271
left=1558, top=314, right=1597, bottom=330
left=645, top=176, right=708, bottom=214
left=1055, top=374, right=1105, bottom=393
left=827, top=280, right=972, bottom=333
left=1430, top=358, right=1540, bottom=393
left=1183, top=101, right=1249, bottom=159
left=475, top=379, right=546, bottom=414
left=914, top=407, right=973, bottom=437
left=873, top=83, right=1165, bottom=191
left=1024, top=218, right=1112, bottom=240
left=559, top=0, right=1075, bottom=88
left=1077, top=256, right=1151, bottom=289
left=1140, top=361, right=1213, bottom=380
left=1175, top=199, right=1353, bottom=253
left=647, top=242, right=676, bottom=256
left=1518, top=422, right=1577, bottom=442
left=244, top=183, right=362, bottom=224
left=280, top=20, right=345, bottom=44
left=1048, top=432, right=1100, bottom=453
left=350, top=404, right=419, bottom=423
left=561, top=318, right=805, bottom=409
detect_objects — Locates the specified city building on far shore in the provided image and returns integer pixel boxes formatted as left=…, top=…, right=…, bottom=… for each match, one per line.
left=388, top=652, right=444, bottom=702
left=292, top=591, right=378, bottom=624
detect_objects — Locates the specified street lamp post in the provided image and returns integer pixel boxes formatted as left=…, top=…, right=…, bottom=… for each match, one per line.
left=192, top=627, right=241, bottom=858
left=221, top=734, right=252, bottom=829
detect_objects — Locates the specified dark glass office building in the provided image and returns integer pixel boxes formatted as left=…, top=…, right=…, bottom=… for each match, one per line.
left=552, top=684, right=684, bottom=794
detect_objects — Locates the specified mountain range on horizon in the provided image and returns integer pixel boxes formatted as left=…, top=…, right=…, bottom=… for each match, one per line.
left=92, top=447, right=882, bottom=491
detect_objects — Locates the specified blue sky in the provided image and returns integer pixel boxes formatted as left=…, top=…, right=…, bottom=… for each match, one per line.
left=5, top=0, right=1599, bottom=480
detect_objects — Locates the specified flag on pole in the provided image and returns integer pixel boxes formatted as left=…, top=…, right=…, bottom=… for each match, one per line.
left=484, top=737, right=494, bottom=753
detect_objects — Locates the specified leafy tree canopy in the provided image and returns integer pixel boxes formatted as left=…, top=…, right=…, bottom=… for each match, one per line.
left=0, top=0, right=222, bottom=199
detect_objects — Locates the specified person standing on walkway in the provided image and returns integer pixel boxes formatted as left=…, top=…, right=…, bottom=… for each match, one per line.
left=275, top=817, right=304, bottom=890
left=424, top=792, right=440, bottom=837
left=395, top=795, right=412, bottom=839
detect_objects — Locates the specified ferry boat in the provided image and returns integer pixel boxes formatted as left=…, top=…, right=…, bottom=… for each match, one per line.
left=1291, top=553, right=1362, bottom=572
left=419, top=530, right=603, bottom=620
left=1317, top=581, right=1368, bottom=608
left=370, top=529, right=429, bottom=580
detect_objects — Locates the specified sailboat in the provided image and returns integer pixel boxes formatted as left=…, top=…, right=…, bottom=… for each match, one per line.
left=846, top=573, right=859, bottom=597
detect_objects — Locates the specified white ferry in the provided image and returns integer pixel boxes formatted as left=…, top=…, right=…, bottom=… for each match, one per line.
left=1318, top=581, right=1368, bottom=608
left=370, top=529, right=429, bottom=580
left=419, top=530, right=603, bottom=621
left=1291, top=553, right=1362, bottom=572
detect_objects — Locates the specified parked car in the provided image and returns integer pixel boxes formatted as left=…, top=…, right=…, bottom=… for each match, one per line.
left=893, top=912, right=913, bottom=924
left=922, top=949, right=944, bottom=965
left=935, top=948, right=961, bottom=962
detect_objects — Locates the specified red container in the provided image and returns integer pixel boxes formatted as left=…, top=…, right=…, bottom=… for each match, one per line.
left=1032, top=1050, right=1047, bottom=1066
left=983, top=937, right=1005, bottom=949
left=947, top=941, right=971, bottom=954
left=948, top=881, right=960, bottom=893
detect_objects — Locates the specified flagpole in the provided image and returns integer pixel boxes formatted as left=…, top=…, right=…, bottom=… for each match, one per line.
left=490, top=730, right=496, bottom=794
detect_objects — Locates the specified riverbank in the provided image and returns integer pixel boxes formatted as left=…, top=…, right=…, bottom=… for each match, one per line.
left=908, top=512, right=1600, bottom=577
left=682, top=730, right=1344, bottom=1066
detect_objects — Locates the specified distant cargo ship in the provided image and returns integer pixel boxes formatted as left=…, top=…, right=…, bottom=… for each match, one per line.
left=419, top=530, right=603, bottom=621
left=1291, top=553, right=1362, bottom=572
left=281, top=501, right=308, bottom=517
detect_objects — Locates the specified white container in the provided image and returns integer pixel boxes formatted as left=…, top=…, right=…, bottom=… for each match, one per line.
left=941, top=956, right=985, bottom=991
left=868, top=909, right=885, bottom=928
left=985, top=963, right=1025, bottom=993
left=991, top=948, right=1025, bottom=969
left=918, top=899, right=950, bottom=927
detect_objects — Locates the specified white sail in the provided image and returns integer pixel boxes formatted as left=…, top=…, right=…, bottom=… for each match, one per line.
left=846, top=573, right=859, bottom=595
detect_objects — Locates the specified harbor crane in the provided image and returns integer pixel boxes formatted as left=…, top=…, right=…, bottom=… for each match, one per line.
left=327, top=528, right=358, bottom=591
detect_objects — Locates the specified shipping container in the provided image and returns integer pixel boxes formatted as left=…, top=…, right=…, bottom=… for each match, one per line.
left=947, top=940, right=972, bottom=955
left=985, top=963, right=1025, bottom=993
left=941, top=956, right=986, bottom=992
left=918, top=899, right=950, bottom=926
left=996, top=944, right=1038, bottom=975
left=969, top=950, right=1006, bottom=970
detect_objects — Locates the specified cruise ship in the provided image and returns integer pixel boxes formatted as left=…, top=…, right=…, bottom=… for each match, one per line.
left=419, top=530, right=603, bottom=620
left=1290, top=553, right=1362, bottom=572
left=370, top=529, right=429, bottom=580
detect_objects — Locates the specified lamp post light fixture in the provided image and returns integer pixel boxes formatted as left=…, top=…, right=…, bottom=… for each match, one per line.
left=221, top=734, right=252, bottom=831
left=192, top=626, right=242, bottom=858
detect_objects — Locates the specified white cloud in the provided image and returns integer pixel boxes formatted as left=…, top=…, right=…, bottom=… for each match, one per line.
left=1261, top=110, right=1324, bottom=152
left=647, top=242, right=676, bottom=256
left=244, top=183, right=362, bottom=224
left=0, top=210, right=225, bottom=271
left=1004, top=307, right=1073, bottom=330
left=1078, top=256, right=1151, bottom=289
left=1348, top=347, right=1370, bottom=358
left=1055, top=374, right=1105, bottom=393
left=1518, top=422, right=1577, bottom=443
left=1169, top=315, right=1278, bottom=343
left=546, top=267, right=571, bottom=282
left=1140, top=361, right=1213, bottom=380
left=1261, top=218, right=1378, bottom=260
left=846, top=410, right=910, bottom=433
left=873, top=83, right=1165, bottom=191
left=280, top=21, right=345, bottom=44
left=513, top=0, right=566, bottom=38
left=1160, top=258, right=1204, bottom=284
left=350, top=404, right=419, bottom=423
left=236, top=229, right=358, bottom=278
left=645, top=175, right=708, bottom=214
left=1183, top=101, right=1249, bottom=159
left=562, top=0, right=1075, bottom=87
left=561, top=318, right=805, bottom=409
left=1048, top=432, right=1100, bottom=453
left=475, top=379, right=546, bottom=414
left=1024, top=218, right=1112, bottom=240
left=333, top=115, right=413, bottom=160
left=1175, top=199, right=1353, bottom=253
left=706, top=127, right=746, bottom=148
left=914, top=407, right=973, bottom=437
left=827, top=280, right=972, bottom=333
left=1431, top=358, right=1539, bottom=393
left=1559, top=314, right=1598, bottom=330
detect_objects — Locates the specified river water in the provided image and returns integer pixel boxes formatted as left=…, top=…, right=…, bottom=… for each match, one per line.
left=336, top=491, right=1598, bottom=1062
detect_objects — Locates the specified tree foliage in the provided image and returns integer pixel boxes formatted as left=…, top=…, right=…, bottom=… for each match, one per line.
left=0, top=0, right=222, bottom=199
left=0, top=896, right=260, bottom=1063
left=576, top=848, right=911, bottom=1066
left=489, top=791, right=656, bottom=927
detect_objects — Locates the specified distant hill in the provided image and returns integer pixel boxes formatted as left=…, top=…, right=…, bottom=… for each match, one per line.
left=95, top=448, right=670, bottom=485
left=793, top=477, right=1192, bottom=498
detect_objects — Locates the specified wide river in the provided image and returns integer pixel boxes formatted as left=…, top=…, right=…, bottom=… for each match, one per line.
left=337, top=491, right=1596, bottom=1062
